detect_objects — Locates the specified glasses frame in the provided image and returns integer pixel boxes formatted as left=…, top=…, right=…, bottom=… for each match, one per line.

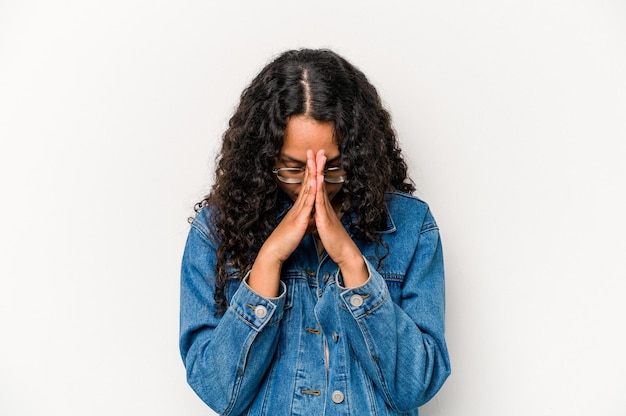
left=272, top=166, right=345, bottom=184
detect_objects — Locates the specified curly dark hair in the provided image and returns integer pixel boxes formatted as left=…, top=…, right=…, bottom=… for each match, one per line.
left=195, top=48, right=415, bottom=314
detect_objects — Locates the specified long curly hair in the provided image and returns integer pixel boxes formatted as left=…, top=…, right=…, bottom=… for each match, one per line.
left=196, top=48, right=415, bottom=314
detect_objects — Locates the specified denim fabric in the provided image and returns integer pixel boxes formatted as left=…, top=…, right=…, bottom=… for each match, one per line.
left=180, top=192, right=451, bottom=415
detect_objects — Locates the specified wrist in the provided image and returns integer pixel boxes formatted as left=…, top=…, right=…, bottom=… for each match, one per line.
left=248, top=248, right=283, bottom=298
left=338, top=252, right=368, bottom=288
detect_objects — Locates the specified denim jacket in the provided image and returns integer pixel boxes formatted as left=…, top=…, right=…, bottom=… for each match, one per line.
left=180, top=192, right=450, bottom=415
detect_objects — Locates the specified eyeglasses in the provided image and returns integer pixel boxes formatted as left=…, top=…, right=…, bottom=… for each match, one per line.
left=272, top=166, right=345, bottom=184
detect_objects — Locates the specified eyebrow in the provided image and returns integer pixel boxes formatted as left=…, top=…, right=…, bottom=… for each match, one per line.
left=280, top=153, right=341, bottom=165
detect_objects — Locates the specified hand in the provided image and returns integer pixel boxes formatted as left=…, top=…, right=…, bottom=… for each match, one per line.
left=313, top=150, right=368, bottom=287
left=248, top=151, right=318, bottom=297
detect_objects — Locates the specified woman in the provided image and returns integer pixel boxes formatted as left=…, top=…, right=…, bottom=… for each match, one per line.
left=180, top=48, right=450, bottom=415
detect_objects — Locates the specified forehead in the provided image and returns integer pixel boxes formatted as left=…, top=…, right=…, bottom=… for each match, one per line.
left=282, top=115, right=338, bottom=157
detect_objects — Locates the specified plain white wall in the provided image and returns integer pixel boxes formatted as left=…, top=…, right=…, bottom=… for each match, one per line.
left=1, top=1, right=625, bottom=415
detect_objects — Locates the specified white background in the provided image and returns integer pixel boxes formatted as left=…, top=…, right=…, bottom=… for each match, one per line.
left=1, top=1, right=625, bottom=415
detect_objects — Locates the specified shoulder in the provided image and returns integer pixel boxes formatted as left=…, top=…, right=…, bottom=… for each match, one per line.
left=384, top=191, right=438, bottom=234
left=188, top=205, right=220, bottom=247
left=384, top=191, right=430, bottom=210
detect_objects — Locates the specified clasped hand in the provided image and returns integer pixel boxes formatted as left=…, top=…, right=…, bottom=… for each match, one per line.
left=248, top=150, right=368, bottom=297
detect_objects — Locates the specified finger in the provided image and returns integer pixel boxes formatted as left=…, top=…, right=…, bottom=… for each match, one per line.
left=297, top=149, right=314, bottom=202
left=291, top=150, right=315, bottom=208
left=306, top=149, right=317, bottom=182
left=315, top=169, right=337, bottom=230
left=315, top=149, right=326, bottom=178
left=315, top=150, right=327, bottom=199
left=295, top=150, right=316, bottom=212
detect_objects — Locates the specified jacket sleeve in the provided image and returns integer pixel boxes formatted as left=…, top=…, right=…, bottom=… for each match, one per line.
left=179, top=213, right=286, bottom=415
left=336, top=213, right=451, bottom=412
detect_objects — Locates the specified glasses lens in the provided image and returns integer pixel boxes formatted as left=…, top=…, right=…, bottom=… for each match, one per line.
left=324, top=175, right=345, bottom=184
left=273, top=167, right=304, bottom=184
left=323, top=166, right=345, bottom=184
left=272, top=166, right=345, bottom=184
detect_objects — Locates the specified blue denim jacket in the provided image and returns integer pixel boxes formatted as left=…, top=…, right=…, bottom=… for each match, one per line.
left=180, top=192, right=450, bottom=415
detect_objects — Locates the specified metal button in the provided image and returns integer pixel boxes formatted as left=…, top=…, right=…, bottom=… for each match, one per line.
left=331, top=390, right=344, bottom=403
left=254, top=305, right=267, bottom=319
left=350, top=294, right=364, bottom=307
left=323, top=272, right=330, bottom=283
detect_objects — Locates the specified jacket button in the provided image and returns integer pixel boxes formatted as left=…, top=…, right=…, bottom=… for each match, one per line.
left=349, top=294, right=364, bottom=307
left=331, top=390, right=344, bottom=403
left=254, top=305, right=267, bottom=319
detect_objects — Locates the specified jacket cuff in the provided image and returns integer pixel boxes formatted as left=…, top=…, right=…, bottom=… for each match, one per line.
left=229, top=272, right=286, bottom=332
left=337, top=257, right=389, bottom=319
